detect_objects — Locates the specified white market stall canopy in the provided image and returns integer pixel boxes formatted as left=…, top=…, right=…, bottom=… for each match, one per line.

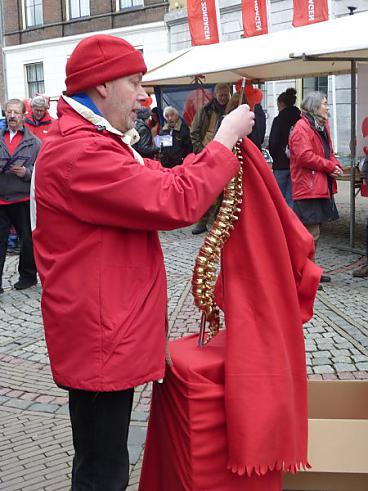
left=143, top=11, right=368, bottom=86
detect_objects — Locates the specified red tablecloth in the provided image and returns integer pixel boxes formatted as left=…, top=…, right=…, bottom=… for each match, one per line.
left=139, top=331, right=282, bottom=491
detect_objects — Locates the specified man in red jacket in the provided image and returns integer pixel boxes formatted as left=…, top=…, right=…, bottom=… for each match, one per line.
left=31, top=34, right=254, bottom=491
left=24, top=95, right=55, bottom=141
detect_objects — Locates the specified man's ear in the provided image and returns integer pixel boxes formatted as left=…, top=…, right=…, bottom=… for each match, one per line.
left=95, top=83, right=108, bottom=98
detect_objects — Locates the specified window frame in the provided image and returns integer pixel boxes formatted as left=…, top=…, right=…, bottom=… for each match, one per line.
left=25, top=62, right=45, bottom=98
left=23, top=0, right=43, bottom=28
left=68, top=0, right=90, bottom=20
left=119, top=0, right=144, bottom=12
left=302, top=76, right=328, bottom=98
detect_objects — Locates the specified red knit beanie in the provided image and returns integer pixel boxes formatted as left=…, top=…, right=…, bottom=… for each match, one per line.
left=65, top=34, right=147, bottom=95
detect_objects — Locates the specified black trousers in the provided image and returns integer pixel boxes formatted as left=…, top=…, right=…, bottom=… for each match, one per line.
left=0, top=201, right=37, bottom=287
left=69, top=388, right=134, bottom=491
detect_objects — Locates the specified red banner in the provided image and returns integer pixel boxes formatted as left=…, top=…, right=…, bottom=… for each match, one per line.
left=187, top=0, right=219, bottom=46
left=292, top=0, right=328, bottom=27
left=242, top=0, right=268, bottom=37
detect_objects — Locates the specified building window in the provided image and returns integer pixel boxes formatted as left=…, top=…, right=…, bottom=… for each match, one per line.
left=120, top=0, right=144, bottom=10
left=25, top=0, right=43, bottom=27
left=303, top=76, right=328, bottom=97
left=70, top=0, right=90, bottom=19
left=26, top=63, right=45, bottom=98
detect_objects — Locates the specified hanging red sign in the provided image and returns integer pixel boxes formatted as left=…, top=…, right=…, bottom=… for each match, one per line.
left=187, top=0, right=220, bottom=46
left=242, top=0, right=269, bottom=37
left=292, top=0, right=328, bottom=27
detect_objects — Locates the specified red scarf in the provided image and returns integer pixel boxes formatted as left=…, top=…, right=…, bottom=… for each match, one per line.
left=215, top=138, right=321, bottom=476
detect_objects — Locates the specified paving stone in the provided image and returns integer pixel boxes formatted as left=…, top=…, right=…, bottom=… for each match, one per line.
left=334, top=363, right=356, bottom=372
left=3, top=398, right=33, bottom=410
left=313, top=365, right=335, bottom=374
left=312, top=351, right=331, bottom=358
left=28, top=403, right=59, bottom=413
left=332, top=356, right=353, bottom=364
left=131, top=410, right=149, bottom=422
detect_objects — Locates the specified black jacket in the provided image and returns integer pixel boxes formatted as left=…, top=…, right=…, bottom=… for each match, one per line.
left=133, top=119, right=158, bottom=159
left=269, top=106, right=301, bottom=170
left=159, top=120, right=192, bottom=168
left=248, top=104, right=266, bottom=150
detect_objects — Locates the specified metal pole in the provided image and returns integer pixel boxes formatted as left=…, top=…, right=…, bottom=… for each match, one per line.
left=350, top=60, right=356, bottom=248
left=214, top=0, right=222, bottom=43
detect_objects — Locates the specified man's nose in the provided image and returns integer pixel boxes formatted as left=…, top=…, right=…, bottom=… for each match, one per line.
left=138, top=85, right=148, bottom=101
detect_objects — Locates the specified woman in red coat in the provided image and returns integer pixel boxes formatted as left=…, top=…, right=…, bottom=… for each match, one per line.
left=289, top=91, right=343, bottom=283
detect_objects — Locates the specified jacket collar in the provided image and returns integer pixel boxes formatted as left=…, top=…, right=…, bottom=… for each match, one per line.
left=162, top=119, right=182, bottom=132
left=62, top=95, right=144, bottom=165
left=1, top=125, right=34, bottom=142
left=25, top=111, right=53, bottom=127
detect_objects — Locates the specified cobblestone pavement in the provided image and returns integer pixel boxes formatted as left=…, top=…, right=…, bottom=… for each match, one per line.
left=0, top=182, right=367, bottom=490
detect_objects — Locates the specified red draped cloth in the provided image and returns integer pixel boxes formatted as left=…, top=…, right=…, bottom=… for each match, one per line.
left=139, top=139, right=321, bottom=490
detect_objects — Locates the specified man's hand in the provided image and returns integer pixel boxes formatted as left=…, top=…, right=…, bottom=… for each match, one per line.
left=214, top=104, right=255, bottom=150
left=11, top=166, right=27, bottom=178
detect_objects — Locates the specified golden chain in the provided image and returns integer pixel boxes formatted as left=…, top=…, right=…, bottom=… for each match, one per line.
left=192, top=141, right=245, bottom=347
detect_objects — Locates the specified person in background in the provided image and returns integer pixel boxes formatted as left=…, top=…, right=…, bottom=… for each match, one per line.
left=24, top=95, right=55, bottom=141
left=269, top=88, right=301, bottom=207
left=133, top=106, right=159, bottom=159
left=149, top=106, right=161, bottom=139
left=159, top=106, right=192, bottom=168
left=225, top=91, right=265, bottom=150
left=289, top=91, right=343, bottom=286
left=0, top=99, right=40, bottom=293
left=190, top=83, right=231, bottom=234
left=353, top=156, right=368, bottom=278
left=31, top=34, right=255, bottom=490
left=249, top=102, right=266, bottom=150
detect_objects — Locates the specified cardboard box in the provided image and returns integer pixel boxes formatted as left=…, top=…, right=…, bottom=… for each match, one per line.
left=283, top=380, right=368, bottom=491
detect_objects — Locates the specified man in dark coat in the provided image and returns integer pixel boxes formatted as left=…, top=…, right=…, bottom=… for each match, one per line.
left=0, top=98, right=40, bottom=293
left=190, top=83, right=230, bottom=234
left=133, top=107, right=158, bottom=158
left=159, top=106, right=192, bottom=168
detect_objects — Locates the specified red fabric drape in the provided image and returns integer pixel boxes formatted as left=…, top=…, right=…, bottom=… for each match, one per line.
left=139, top=139, right=321, bottom=489
left=242, top=0, right=269, bottom=37
left=292, top=0, right=328, bottom=27
left=139, top=332, right=283, bottom=490
left=215, top=138, right=321, bottom=475
left=187, top=0, right=219, bottom=46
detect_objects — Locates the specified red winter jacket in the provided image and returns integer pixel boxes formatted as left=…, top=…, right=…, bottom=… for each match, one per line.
left=32, top=97, right=239, bottom=392
left=289, top=115, right=341, bottom=200
left=25, top=110, right=56, bottom=141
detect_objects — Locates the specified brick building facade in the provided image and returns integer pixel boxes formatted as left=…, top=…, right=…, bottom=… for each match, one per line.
left=0, top=0, right=169, bottom=110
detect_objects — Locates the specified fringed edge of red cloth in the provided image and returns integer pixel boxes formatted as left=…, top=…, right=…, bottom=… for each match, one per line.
left=215, top=138, right=321, bottom=477
left=227, top=460, right=312, bottom=478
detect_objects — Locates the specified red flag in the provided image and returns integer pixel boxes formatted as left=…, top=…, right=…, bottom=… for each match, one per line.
left=292, top=0, right=328, bottom=27
left=242, top=0, right=268, bottom=37
left=187, top=0, right=219, bottom=46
